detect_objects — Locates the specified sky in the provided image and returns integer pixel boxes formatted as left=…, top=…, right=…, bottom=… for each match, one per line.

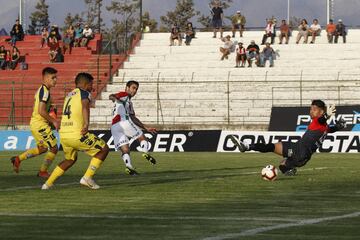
left=1, top=0, right=360, bottom=33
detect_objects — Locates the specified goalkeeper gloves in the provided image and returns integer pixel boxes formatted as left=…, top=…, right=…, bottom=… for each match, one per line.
left=335, top=117, right=347, bottom=130
left=325, top=104, right=336, bottom=119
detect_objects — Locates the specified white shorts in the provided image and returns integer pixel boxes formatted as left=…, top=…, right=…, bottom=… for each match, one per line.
left=111, top=120, right=143, bottom=150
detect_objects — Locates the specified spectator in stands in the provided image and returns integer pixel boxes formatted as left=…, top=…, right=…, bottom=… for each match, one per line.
left=260, top=43, right=275, bottom=67
left=211, top=1, right=223, bottom=38
left=279, top=19, right=290, bottom=44
left=63, top=25, right=75, bottom=54
left=231, top=11, right=246, bottom=38
left=8, top=46, right=20, bottom=70
left=5, top=50, right=11, bottom=69
left=48, top=35, right=59, bottom=63
left=296, top=19, right=309, bottom=44
left=10, top=19, right=24, bottom=46
left=80, top=24, right=94, bottom=47
left=169, top=23, right=182, bottom=46
left=308, top=19, right=321, bottom=44
left=49, top=25, right=61, bottom=41
left=74, top=23, right=83, bottom=47
left=246, top=40, right=260, bottom=67
left=0, top=45, right=7, bottom=70
left=185, top=22, right=195, bottom=46
left=334, top=19, right=346, bottom=44
left=219, top=35, right=233, bottom=60
left=40, top=27, right=49, bottom=48
left=261, top=19, right=275, bottom=45
left=55, top=47, right=64, bottom=63
left=326, top=19, right=336, bottom=43
left=235, top=42, right=246, bottom=68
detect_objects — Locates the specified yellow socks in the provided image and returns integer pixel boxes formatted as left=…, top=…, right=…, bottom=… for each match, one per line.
left=40, top=152, right=56, bottom=172
left=45, top=166, right=65, bottom=187
left=18, top=148, right=40, bottom=161
left=84, top=157, right=103, bottom=178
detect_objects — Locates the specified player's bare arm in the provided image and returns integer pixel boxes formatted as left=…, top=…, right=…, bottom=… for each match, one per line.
left=38, top=101, right=60, bottom=130
left=81, top=98, right=90, bottom=135
left=130, top=114, right=157, bottom=134
left=109, top=94, right=118, bottom=102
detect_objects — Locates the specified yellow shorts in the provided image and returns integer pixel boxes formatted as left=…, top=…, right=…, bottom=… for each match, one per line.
left=60, top=132, right=106, bottom=161
left=30, top=122, right=57, bottom=148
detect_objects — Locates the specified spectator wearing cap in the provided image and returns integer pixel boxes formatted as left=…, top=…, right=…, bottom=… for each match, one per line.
left=219, top=35, right=233, bottom=60
left=279, top=19, right=290, bottom=44
left=81, top=24, right=94, bottom=47
left=235, top=42, right=246, bottom=68
left=10, top=19, right=24, bottom=46
left=326, top=19, right=336, bottom=43
left=211, top=2, right=224, bottom=38
left=231, top=11, right=246, bottom=38
left=334, top=19, right=346, bottom=43
left=246, top=40, right=260, bottom=67
left=308, top=19, right=321, bottom=44
left=261, top=19, right=275, bottom=45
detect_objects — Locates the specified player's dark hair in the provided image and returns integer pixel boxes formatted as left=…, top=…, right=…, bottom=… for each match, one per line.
left=75, top=72, right=94, bottom=85
left=42, top=67, right=57, bottom=76
left=126, top=80, right=139, bottom=88
left=311, top=99, right=326, bottom=111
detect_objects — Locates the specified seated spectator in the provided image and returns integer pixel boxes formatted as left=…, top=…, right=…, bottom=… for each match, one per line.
left=8, top=46, right=20, bottom=70
left=296, top=19, right=309, bottom=44
left=235, top=42, right=246, bottom=68
left=170, top=23, right=182, bottom=46
left=308, top=19, right=321, bottom=44
left=231, top=11, right=246, bottom=38
left=185, top=22, right=195, bottom=46
left=5, top=50, right=11, bottom=69
left=48, top=36, right=59, bottom=63
left=334, top=19, right=346, bottom=43
left=260, top=43, right=275, bottom=67
left=63, top=25, right=75, bottom=54
left=326, top=19, right=336, bottom=43
left=10, top=19, right=24, bottom=46
left=246, top=40, right=260, bottom=67
left=49, top=25, right=61, bottom=41
left=0, top=45, right=7, bottom=70
left=74, top=23, right=83, bottom=47
left=40, top=27, right=49, bottom=48
left=80, top=24, right=94, bottom=47
left=55, top=47, right=64, bottom=63
left=261, top=19, right=275, bottom=45
left=219, top=35, right=233, bottom=60
left=279, top=19, right=290, bottom=44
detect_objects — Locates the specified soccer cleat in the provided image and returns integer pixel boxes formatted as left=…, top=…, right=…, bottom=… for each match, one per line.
left=284, top=168, right=297, bottom=176
left=41, top=183, right=52, bottom=190
left=11, top=156, right=21, bottom=173
left=37, top=171, right=50, bottom=179
left=142, top=153, right=156, bottom=165
left=228, top=135, right=249, bottom=152
left=80, top=177, right=100, bottom=190
left=125, top=166, right=139, bottom=176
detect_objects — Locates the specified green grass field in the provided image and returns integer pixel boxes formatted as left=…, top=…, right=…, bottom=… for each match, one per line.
left=0, top=151, right=359, bottom=240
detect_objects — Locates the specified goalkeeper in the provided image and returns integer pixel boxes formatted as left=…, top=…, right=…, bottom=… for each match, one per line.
left=231, top=100, right=346, bottom=175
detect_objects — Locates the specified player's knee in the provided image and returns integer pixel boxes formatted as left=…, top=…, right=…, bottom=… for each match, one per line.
left=38, top=146, right=48, bottom=154
left=50, top=145, right=58, bottom=154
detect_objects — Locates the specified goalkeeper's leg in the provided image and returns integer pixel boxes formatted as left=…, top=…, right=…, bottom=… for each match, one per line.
left=229, top=135, right=283, bottom=155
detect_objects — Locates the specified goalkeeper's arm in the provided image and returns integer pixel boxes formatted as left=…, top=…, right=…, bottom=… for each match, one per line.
left=328, top=118, right=347, bottom=133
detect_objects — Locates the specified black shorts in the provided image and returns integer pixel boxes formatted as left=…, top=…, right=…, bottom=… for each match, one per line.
left=282, top=142, right=311, bottom=168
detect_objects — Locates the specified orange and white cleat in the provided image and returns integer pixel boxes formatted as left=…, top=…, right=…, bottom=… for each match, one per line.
left=11, top=156, right=21, bottom=173
left=37, top=171, right=50, bottom=179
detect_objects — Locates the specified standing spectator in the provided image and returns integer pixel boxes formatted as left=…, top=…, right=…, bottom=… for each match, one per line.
left=235, top=42, right=246, bottom=68
left=184, top=22, right=195, bottom=46
left=55, top=48, right=64, bottom=63
left=231, top=11, right=246, bottom=38
left=48, top=36, right=59, bottom=63
left=169, top=23, right=182, bottom=46
left=49, top=25, right=61, bottom=41
left=246, top=40, right=260, bottom=67
left=211, top=2, right=223, bottom=38
left=63, top=25, right=75, bottom=54
left=296, top=19, right=309, bottom=44
left=261, top=19, right=275, bottom=45
left=40, top=27, right=49, bottom=48
left=334, top=19, right=346, bottom=44
left=10, top=19, right=24, bottom=46
left=219, top=35, right=233, bottom=60
left=279, top=19, right=290, bottom=44
left=260, top=43, right=275, bottom=67
left=0, top=45, right=7, bottom=70
left=326, top=19, right=336, bottom=43
left=74, top=23, right=83, bottom=47
left=80, top=25, right=94, bottom=47
left=308, top=19, right=321, bottom=44
left=8, top=46, right=20, bottom=70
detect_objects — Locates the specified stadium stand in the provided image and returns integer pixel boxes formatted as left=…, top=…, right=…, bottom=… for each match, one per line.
left=91, top=29, right=360, bottom=129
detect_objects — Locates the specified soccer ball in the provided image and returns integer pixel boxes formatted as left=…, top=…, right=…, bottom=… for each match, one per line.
left=261, top=165, right=278, bottom=181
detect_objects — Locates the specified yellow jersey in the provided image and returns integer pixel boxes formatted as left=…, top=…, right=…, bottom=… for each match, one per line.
left=59, top=88, right=91, bottom=138
left=30, top=84, right=52, bottom=126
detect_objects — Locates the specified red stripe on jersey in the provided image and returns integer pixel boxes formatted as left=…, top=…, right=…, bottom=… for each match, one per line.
left=308, top=117, right=328, bottom=132
left=112, top=114, right=121, bottom=125
left=115, top=92, right=128, bottom=99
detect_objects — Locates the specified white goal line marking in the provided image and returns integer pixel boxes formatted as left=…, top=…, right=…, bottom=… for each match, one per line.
left=202, top=211, right=360, bottom=240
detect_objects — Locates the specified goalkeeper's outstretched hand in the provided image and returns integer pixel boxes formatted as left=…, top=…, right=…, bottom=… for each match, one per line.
left=326, top=104, right=336, bottom=118
left=336, top=117, right=347, bottom=130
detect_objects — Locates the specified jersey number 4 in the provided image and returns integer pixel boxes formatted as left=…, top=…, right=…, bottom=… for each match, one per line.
left=63, top=98, right=72, bottom=119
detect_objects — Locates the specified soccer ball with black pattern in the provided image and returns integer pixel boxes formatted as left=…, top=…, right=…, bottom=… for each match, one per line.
left=261, top=165, right=278, bottom=181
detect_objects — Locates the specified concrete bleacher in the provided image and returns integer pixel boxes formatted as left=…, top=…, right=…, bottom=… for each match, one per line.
left=91, top=30, right=360, bottom=129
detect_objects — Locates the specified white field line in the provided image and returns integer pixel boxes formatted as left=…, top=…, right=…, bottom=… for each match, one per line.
left=202, top=211, right=360, bottom=240
left=0, top=212, right=299, bottom=222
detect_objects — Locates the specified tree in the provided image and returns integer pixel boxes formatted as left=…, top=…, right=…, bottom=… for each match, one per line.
left=63, top=13, right=84, bottom=31
left=160, top=0, right=199, bottom=29
left=84, top=0, right=105, bottom=33
left=197, top=0, right=233, bottom=29
left=28, top=0, right=50, bottom=35
left=142, top=11, right=158, bottom=32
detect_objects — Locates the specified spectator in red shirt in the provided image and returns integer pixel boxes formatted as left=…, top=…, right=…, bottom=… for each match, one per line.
left=48, top=36, right=59, bottom=63
left=279, top=20, right=290, bottom=44
left=326, top=19, right=336, bottom=43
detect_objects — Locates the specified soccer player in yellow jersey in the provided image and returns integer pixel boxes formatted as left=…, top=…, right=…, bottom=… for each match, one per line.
left=11, top=67, right=60, bottom=178
left=42, top=72, right=109, bottom=190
